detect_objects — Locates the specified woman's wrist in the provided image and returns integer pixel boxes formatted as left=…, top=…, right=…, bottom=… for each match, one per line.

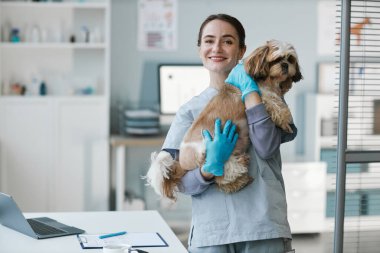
left=244, top=91, right=262, bottom=109
left=200, top=166, right=215, bottom=180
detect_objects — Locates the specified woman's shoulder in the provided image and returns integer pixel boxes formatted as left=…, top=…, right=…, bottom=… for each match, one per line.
left=178, top=87, right=218, bottom=115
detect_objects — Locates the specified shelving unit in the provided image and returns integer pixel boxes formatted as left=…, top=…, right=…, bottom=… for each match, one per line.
left=306, top=93, right=380, bottom=232
left=0, top=0, right=110, bottom=212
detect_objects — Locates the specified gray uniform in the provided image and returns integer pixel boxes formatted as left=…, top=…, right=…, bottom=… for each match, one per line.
left=162, top=87, right=297, bottom=252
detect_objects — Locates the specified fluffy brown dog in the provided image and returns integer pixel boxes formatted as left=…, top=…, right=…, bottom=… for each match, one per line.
left=147, top=84, right=252, bottom=200
left=245, top=40, right=303, bottom=132
left=146, top=40, right=302, bottom=200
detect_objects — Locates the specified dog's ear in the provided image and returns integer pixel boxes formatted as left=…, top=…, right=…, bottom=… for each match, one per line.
left=280, top=79, right=293, bottom=95
left=244, top=45, right=270, bottom=81
left=292, top=62, right=303, bottom=82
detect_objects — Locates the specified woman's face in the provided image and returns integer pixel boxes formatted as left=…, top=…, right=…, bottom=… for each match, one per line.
left=198, top=19, right=245, bottom=75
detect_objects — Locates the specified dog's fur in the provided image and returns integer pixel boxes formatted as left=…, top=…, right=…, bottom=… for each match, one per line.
left=145, top=40, right=302, bottom=200
left=245, top=40, right=303, bottom=131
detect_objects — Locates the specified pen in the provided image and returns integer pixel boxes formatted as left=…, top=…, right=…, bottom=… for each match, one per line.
left=99, top=231, right=127, bottom=239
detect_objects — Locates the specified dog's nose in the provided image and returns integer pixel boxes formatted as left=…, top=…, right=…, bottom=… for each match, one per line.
left=281, top=63, right=288, bottom=71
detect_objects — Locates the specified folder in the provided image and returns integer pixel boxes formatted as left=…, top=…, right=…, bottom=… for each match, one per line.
left=77, top=232, right=168, bottom=249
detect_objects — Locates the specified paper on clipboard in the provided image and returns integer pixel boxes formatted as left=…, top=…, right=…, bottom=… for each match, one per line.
left=77, top=232, right=168, bottom=249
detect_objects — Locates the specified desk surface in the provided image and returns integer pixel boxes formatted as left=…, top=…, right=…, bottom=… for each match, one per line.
left=0, top=211, right=187, bottom=253
left=110, top=135, right=165, bottom=147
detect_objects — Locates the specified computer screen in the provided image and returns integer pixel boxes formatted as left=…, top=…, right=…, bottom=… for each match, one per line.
left=158, top=64, right=209, bottom=115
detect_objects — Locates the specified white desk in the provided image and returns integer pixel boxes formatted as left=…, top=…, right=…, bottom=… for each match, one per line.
left=0, top=211, right=187, bottom=253
left=110, top=135, right=165, bottom=211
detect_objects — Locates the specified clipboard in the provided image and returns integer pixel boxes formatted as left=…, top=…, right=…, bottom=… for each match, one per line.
left=77, top=232, right=169, bottom=249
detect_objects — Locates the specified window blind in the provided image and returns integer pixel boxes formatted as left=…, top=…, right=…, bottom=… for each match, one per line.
left=335, top=1, right=380, bottom=252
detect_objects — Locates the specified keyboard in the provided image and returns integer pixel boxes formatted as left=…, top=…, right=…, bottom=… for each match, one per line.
left=27, top=219, right=66, bottom=235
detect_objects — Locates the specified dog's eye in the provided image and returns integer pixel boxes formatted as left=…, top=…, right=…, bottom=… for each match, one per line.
left=271, top=58, right=283, bottom=65
left=288, top=56, right=296, bottom=64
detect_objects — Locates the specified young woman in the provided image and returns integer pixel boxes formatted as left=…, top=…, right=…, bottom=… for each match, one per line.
left=161, top=14, right=297, bottom=253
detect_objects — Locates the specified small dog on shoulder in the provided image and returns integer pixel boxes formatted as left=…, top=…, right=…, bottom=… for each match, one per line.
left=145, top=39, right=303, bottom=200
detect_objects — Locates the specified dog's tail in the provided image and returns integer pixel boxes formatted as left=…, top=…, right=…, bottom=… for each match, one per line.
left=144, top=150, right=185, bottom=200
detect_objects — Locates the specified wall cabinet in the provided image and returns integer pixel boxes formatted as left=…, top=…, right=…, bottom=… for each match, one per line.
left=0, top=0, right=110, bottom=212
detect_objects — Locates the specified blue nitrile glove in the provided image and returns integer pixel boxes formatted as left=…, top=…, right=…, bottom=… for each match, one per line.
left=202, top=118, right=239, bottom=176
left=225, top=62, right=261, bottom=102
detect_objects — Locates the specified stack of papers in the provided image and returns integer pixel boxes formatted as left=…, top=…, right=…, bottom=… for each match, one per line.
left=123, top=109, right=160, bottom=136
left=77, top=232, right=168, bottom=249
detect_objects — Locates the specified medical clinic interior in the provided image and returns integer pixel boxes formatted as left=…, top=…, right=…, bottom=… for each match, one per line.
left=1, top=0, right=380, bottom=253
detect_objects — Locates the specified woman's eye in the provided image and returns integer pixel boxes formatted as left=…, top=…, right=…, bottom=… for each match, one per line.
left=204, top=40, right=214, bottom=44
left=224, top=40, right=233, bottom=45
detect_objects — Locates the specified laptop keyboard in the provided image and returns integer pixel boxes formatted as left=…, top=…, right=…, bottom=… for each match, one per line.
left=27, top=219, right=66, bottom=235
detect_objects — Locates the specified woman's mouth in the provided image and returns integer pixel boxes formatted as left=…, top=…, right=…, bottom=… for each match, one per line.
left=209, top=56, right=226, bottom=62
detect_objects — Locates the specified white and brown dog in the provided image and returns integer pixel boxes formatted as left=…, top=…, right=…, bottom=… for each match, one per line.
left=145, top=40, right=303, bottom=200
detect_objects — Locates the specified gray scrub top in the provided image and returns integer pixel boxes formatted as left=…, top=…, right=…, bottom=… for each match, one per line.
left=162, top=87, right=296, bottom=247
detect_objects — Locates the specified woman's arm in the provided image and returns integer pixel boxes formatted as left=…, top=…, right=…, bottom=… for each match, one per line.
left=244, top=92, right=297, bottom=159
left=163, top=148, right=214, bottom=195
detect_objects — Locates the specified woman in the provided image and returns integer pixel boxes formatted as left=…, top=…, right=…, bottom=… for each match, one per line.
left=161, top=14, right=297, bottom=253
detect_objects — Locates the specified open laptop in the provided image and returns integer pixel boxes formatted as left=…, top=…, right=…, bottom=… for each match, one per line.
left=0, top=192, right=85, bottom=239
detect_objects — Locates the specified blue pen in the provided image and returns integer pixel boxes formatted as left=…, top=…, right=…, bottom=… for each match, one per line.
left=99, top=231, right=127, bottom=239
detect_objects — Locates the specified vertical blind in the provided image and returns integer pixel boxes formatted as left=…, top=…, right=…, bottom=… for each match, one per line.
left=335, top=0, right=380, bottom=252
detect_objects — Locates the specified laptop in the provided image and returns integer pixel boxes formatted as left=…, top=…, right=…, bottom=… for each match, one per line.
left=0, top=192, right=85, bottom=239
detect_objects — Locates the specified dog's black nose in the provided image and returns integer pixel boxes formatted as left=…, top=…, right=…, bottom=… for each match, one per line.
left=281, top=63, right=288, bottom=71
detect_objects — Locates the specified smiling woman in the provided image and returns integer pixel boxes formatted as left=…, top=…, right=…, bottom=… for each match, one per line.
left=145, top=13, right=297, bottom=253
left=197, top=15, right=246, bottom=84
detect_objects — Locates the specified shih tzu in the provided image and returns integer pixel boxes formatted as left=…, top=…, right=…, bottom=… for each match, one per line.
left=145, top=39, right=302, bottom=200
left=245, top=40, right=303, bottom=132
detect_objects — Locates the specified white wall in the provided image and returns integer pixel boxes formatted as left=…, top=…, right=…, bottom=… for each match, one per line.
left=110, top=0, right=327, bottom=161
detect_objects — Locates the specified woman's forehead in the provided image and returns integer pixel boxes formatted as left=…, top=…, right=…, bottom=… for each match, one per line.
left=201, top=20, right=238, bottom=39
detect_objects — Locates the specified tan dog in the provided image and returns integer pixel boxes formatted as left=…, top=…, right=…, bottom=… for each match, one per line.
left=146, top=40, right=302, bottom=200
left=147, top=84, right=251, bottom=200
left=245, top=40, right=303, bottom=132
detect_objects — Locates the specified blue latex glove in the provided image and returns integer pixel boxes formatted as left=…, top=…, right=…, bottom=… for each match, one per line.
left=225, top=62, right=261, bottom=102
left=202, top=119, right=239, bottom=176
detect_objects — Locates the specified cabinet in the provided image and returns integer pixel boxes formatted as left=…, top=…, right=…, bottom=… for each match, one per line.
left=282, top=162, right=327, bottom=234
left=306, top=93, right=380, bottom=232
left=0, top=0, right=110, bottom=212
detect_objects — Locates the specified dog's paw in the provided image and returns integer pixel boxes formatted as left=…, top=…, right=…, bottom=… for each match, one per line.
left=278, top=107, right=293, bottom=133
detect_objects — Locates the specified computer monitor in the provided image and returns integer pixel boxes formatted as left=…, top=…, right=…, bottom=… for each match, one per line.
left=158, top=64, right=209, bottom=117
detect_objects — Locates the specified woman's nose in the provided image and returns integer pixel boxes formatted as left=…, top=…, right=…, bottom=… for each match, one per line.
left=212, top=41, right=222, bottom=52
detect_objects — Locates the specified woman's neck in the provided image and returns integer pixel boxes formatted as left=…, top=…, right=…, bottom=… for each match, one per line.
left=209, top=71, right=229, bottom=90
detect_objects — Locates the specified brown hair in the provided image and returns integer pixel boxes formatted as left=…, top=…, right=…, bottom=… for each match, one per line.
left=197, top=14, right=246, bottom=49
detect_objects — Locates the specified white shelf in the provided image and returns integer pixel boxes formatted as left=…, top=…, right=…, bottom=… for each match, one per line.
left=0, top=95, right=105, bottom=101
left=327, top=172, right=380, bottom=191
left=321, top=135, right=380, bottom=149
left=0, top=0, right=110, bottom=212
left=0, top=1, right=107, bottom=9
left=0, top=42, right=106, bottom=49
left=325, top=216, right=380, bottom=232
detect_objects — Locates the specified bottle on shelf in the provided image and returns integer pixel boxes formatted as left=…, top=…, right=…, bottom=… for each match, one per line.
left=39, top=81, right=47, bottom=96
left=10, top=28, right=21, bottom=43
left=31, top=25, right=41, bottom=43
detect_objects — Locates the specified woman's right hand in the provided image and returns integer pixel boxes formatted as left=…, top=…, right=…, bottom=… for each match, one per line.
left=202, top=119, right=238, bottom=177
left=225, top=62, right=261, bottom=102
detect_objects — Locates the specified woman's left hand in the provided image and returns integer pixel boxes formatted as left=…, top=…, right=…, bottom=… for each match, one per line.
left=225, top=63, right=261, bottom=102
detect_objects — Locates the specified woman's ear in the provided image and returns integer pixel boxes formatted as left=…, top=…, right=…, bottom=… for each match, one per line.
left=238, top=46, right=247, bottom=61
left=244, top=45, right=270, bottom=81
